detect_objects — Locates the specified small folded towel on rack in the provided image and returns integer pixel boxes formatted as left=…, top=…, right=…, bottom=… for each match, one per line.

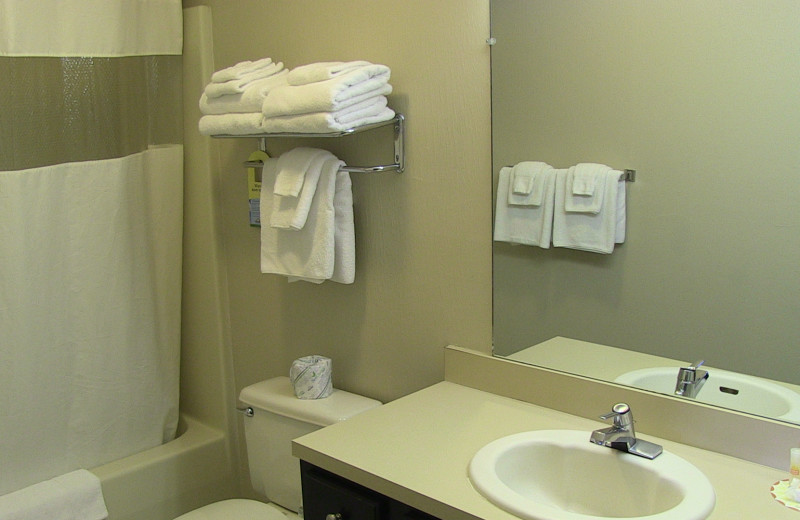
left=204, top=62, right=285, bottom=98
left=494, top=166, right=557, bottom=248
left=273, top=147, right=329, bottom=197
left=0, top=469, right=108, bottom=520
left=508, top=161, right=553, bottom=206
left=553, top=168, right=625, bottom=254
left=271, top=150, right=335, bottom=230
left=198, top=113, right=266, bottom=135
left=199, top=70, right=289, bottom=115
left=287, top=61, right=372, bottom=86
left=262, top=65, right=391, bottom=118
left=211, top=57, right=274, bottom=83
left=262, top=102, right=395, bottom=134
left=260, top=156, right=355, bottom=284
left=564, top=163, right=612, bottom=213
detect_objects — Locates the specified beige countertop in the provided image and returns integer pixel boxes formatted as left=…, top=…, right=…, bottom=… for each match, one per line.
left=293, top=381, right=797, bottom=520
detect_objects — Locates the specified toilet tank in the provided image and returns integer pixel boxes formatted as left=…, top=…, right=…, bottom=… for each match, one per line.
left=238, top=376, right=381, bottom=512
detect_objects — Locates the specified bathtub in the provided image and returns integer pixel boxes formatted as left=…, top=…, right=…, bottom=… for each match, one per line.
left=90, top=414, right=237, bottom=520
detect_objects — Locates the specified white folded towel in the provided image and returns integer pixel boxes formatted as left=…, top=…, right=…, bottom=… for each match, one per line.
left=262, top=104, right=395, bottom=134
left=564, top=163, right=612, bottom=213
left=553, top=169, right=624, bottom=254
left=508, top=161, right=552, bottom=206
left=198, top=113, right=265, bottom=135
left=262, top=65, right=391, bottom=118
left=287, top=61, right=372, bottom=86
left=0, top=470, right=108, bottom=520
left=211, top=57, right=273, bottom=83
left=271, top=150, right=334, bottom=230
left=204, top=62, right=285, bottom=98
left=260, top=157, right=355, bottom=284
left=494, top=166, right=557, bottom=248
left=199, top=70, right=289, bottom=115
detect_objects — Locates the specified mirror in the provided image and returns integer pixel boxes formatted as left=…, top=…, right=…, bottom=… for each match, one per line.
left=491, top=0, right=800, bottom=424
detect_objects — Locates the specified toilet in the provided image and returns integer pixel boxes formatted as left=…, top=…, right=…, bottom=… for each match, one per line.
left=175, top=376, right=381, bottom=520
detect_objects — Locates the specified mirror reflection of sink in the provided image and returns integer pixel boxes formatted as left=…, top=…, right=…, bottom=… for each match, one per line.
left=614, top=367, right=800, bottom=423
left=469, top=430, right=715, bottom=520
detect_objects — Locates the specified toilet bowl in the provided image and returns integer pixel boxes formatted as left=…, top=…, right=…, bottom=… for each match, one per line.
left=174, top=377, right=381, bottom=519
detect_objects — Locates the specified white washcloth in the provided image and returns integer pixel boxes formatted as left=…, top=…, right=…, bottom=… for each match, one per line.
left=199, top=70, right=289, bottom=115
left=271, top=149, right=335, bottom=229
left=273, top=147, right=327, bottom=197
left=260, top=157, right=355, bottom=284
left=0, top=470, right=108, bottom=520
left=553, top=169, right=624, bottom=254
left=211, top=57, right=273, bottom=83
left=508, top=161, right=552, bottom=206
left=263, top=65, right=391, bottom=118
left=262, top=104, right=395, bottom=134
left=494, top=166, right=557, bottom=248
left=287, top=61, right=372, bottom=86
left=198, top=113, right=265, bottom=135
left=564, top=163, right=612, bottom=213
left=204, top=62, right=285, bottom=98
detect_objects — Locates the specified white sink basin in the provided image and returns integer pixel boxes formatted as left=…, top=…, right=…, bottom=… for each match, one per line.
left=614, top=367, right=800, bottom=423
left=469, top=430, right=715, bottom=520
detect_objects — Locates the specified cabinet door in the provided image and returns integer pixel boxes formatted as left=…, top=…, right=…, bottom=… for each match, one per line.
left=301, top=462, right=388, bottom=520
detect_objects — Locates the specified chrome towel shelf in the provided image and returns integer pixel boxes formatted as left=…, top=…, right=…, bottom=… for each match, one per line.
left=212, top=114, right=405, bottom=173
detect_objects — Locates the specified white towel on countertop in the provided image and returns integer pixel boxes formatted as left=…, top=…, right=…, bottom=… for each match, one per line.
left=199, top=70, right=288, bottom=115
left=271, top=150, right=335, bottom=230
left=553, top=169, right=625, bottom=254
left=494, top=166, right=557, bottom=248
left=508, top=161, right=552, bottom=206
left=273, top=147, right=328, bottom=197
left=0, top=470, right=108, bottom=520
left=287, top=61, right=372, bottom=86
left=564, top=163, right=611, bottom=213
left=211, top=57, right=273, bottom=83
left=262, top=103, right=394, bottom=134
left=198, top=113, right=265, bottom=135
left=260, top=157, right=355, bottom=284
left=262, top=65, right=391, bottom=118
left=204, top=62, right=285, bottom=98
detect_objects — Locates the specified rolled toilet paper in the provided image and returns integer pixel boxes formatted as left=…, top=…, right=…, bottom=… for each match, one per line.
left=289, top=355, right=333, bottom=399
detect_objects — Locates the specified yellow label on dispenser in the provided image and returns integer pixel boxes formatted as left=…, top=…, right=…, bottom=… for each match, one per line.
left=247, top=150, right=269, bottom=227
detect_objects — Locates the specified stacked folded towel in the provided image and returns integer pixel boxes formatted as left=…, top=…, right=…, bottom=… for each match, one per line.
left=261, top=61, right=395, bottom=133
left=198, top=57, right=288, bottom=135
left=260, top=148, right=355, bottom=284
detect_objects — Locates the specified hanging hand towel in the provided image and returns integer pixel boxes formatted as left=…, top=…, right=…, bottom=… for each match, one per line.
left=553, top=169, right=623, bottom=254
left=287, top=61, right=372, bottom=86
left=508, top=161, right=552, bottom=206
left=204, top=62, right=285, bottom=98
left=0, top=470, right=108, bottom=520
left=273, top=147, right=329, bottom=197
left=198, top=113, right=265, bottom=135
left=494, top=166, right=557, bottom=248
left=564, top=163, right=612, bottom=214
left=199, top=70, right=289, bottom=115
left=211, top=57, right=274, bottom=83
left=262, top=65, right=391, bottom=118
left=270, top=150, right=335, bottom=230
left=260, top=157, right=355, bottom=284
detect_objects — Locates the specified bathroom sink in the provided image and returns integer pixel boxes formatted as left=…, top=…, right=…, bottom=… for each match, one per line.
left=614, top=367, right=800, bottom=423
left=468, top=430, right=715, bottom=520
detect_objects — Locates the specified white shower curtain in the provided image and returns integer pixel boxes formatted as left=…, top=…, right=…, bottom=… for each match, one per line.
left=0, top=1, right=183, bottom=496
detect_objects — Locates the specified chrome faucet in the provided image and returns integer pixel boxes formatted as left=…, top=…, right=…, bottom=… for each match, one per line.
left=674, top=360, right=709, bottom=398
left=590, top=403, right=663, bottom=459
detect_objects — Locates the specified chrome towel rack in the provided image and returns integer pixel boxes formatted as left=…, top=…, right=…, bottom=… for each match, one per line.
left=504, top=164, right=636, bottom=182
left=212, top=114, right=405, bottom=174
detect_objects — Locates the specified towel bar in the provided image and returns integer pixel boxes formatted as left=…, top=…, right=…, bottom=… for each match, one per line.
left=214, top=114, right=405, bottom=174
left=503, top=165, right=636, bottom=182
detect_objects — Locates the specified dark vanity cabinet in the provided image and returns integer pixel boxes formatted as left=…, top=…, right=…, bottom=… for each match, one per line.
left=300, top=461, right=440, bottom=520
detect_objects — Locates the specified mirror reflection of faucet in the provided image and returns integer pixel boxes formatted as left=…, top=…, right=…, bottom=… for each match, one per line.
left=589, top=403, right=663, bottom=459
left=675, top=360, right=710, bottom=398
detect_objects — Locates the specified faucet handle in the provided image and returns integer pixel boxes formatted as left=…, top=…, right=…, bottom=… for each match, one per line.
left=599, top=403, right=634, bottom=434
left=599, top=402, right=630, bottom=420
left=688, top=359, right=706, bottom=370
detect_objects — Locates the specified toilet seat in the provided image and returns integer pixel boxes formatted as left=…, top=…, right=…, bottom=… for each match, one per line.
left=174, top=499, right=288, bottom=520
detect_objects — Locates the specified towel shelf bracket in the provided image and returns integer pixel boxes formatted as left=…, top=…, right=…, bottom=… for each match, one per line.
left=213, top=113, right=405, bottom=174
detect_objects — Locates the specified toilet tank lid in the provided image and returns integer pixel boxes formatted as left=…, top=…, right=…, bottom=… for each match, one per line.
left=239, top=376, right=382, bottom=427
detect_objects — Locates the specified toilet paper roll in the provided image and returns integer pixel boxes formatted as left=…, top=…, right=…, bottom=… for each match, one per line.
left=289, top=355, right=333, bottom=399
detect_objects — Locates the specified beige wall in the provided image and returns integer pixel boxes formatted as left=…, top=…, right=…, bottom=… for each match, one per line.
left=492, top=0, right=800, bottom=385
left=181, top=0, right=493, bottom=477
